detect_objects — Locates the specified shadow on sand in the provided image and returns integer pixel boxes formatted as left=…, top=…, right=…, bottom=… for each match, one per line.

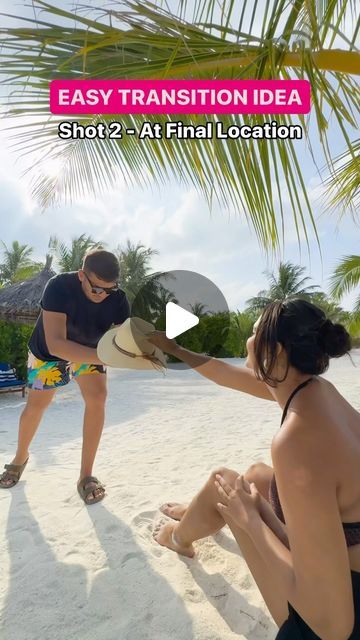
left=1, top=486, right=193, bottom=640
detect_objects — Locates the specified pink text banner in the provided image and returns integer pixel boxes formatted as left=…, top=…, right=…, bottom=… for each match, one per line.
left=50, top=79, right=311, bottom=115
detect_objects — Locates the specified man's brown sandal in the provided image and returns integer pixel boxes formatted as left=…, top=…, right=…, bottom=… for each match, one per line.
left=77, top=476, right=106, bottom=505
left=0, top=457, right=29, bottom=488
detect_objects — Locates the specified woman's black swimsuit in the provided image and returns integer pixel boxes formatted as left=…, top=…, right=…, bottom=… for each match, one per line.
left=276, top=571, right=360, bottom=640
left=270, top=377, right=360, bottom=639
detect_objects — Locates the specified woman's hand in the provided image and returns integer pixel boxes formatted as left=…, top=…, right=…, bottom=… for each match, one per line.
left=215, top=474, right=262, bottom=532
left=147, top=330, right=178, bottom=355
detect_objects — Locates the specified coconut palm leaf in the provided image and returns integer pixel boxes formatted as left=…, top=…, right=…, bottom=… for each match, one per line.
left=324, top=139, right=360, bottom=214
left=329, top=255, right=360, bottom=316
left=0, top=0, right=359, bottom=251
left=12, top=263, right=44, bottom=282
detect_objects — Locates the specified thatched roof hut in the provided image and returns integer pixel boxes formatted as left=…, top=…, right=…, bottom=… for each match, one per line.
left=0, top=255, right=56, bottom=320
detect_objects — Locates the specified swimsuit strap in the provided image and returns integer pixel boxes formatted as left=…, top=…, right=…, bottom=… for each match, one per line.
left=280, top=377, right=313, bottom=426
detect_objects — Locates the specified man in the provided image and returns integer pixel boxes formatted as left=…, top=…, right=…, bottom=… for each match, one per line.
left=0, top=248, right=130, bottom=504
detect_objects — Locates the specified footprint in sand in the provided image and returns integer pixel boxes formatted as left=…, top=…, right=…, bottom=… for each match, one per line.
left=132, top=510, right=158, bottom=527
left=131, top=510, right=165, bottom=553
left=183, top=588, right=204, bottom=604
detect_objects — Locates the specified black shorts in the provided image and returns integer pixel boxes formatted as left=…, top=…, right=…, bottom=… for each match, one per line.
left=276, top=570, right=360, bottom=639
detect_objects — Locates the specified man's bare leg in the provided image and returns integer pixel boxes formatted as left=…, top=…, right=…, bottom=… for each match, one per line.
left=76, top=373, right=107, bottom=502
left=0, top=388, right=56, bottom=487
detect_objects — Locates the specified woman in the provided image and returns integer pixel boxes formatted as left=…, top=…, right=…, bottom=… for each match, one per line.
left=148, top=299, right=360, bottom=640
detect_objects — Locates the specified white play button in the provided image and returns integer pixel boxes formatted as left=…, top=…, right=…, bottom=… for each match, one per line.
left=165, top=301, right=199, bottom=339
left=131, top=269, right=230, bottom=369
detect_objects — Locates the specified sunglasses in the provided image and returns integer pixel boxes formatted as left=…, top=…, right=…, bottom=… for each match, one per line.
left=83, top=272, right=119, bottom=295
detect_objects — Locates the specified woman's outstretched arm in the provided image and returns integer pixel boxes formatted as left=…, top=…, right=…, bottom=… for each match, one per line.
left=148, top=331, right=274, bottom=401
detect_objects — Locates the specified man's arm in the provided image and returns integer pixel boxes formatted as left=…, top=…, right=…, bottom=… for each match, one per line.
left=43, top=310, right=103, bottom=364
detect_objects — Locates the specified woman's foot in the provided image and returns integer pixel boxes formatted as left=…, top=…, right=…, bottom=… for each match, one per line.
left=153, top=522, right=195, bottom=558
left=159, top=502, right=188, bottom=521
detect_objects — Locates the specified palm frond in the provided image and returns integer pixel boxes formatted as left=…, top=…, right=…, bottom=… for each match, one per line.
left=0, top=0, right=359, bottom=252
left=49, top=233, right=97, bottom=271
left=324, top=139, right=360, bottom=214
left=329, top=254, right=360, bottom=299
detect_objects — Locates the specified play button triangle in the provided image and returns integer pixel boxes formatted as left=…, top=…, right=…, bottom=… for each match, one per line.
left=165, top=301, right=199, bottom=339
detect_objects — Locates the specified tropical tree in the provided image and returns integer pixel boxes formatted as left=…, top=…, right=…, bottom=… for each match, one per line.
left=310, top=291, right=351, bottom=325
left=155, top=286, right=178, bottom=308
left=189, top=302, right=209, bottom=317
left=116, top=240, right=171, bottom=321
left=246, top=261, right=319, bottom=313
left=162, top=311, right=232, bottom=358
left=329, top=255, right=360, bottom=313
left=116, top=241, right=159, bottom=302
left=49, top=234, right=98, bottom=272
left=225, top=310, right=256, bottom=357
left=329, top=255, right=360, bottom=334
left=0, top=241, right=43, bottom=286
left=1, top=1, right=359, bottom=252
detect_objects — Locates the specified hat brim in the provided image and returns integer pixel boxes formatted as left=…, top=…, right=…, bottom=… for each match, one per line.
left=97, top=326, right=167, bottom=370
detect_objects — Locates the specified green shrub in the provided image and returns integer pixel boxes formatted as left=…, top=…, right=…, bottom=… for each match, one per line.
left=0, top=319, right=34, bottom=380
left=155, top=311, right=251, bottom=360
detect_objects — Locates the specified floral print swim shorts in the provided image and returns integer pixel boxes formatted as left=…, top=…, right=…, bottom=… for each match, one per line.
left=27, top=352, right=106, bottom=390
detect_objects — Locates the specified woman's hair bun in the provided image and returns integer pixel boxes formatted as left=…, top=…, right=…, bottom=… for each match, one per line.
left=319, top=319, right=351, bottom=358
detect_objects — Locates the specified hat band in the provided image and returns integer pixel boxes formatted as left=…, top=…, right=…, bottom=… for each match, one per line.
left=112, top=336, right=165, bottom=371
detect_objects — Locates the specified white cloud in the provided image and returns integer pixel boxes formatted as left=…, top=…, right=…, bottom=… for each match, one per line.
left=0, top=0, right=358, bottom=314
left=1, top=162, right=358, bottom=312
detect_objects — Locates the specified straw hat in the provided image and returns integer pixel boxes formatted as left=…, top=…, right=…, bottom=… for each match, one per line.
left=97, top=317, right=166, bottom=371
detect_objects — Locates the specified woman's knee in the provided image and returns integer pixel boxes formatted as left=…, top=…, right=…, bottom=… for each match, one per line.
left=209, top=467, right=239, bottom=486
left=244, top=462, right=273, bottom=499
left=245, top=462, right=272, bottom=480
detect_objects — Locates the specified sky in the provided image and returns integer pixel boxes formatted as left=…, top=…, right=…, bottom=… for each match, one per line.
left=0, top=0, right=359, bottom=312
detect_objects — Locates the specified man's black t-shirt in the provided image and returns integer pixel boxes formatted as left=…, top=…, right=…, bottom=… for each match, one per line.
left=29, top=272, right=130, bottom=362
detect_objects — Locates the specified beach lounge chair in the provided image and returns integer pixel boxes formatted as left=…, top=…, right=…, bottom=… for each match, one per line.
left=0, top=362, right=26, bottom=397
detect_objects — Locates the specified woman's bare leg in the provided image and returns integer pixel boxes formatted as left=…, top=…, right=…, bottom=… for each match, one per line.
left=160, top=462, right=274, bottom=521
left=153, top=465, right=289, bottom=626
left=154, top=467, right=229, bottom=556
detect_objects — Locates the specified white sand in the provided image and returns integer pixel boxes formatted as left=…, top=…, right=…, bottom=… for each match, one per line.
left=1, top=352, right=359, bottom=640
